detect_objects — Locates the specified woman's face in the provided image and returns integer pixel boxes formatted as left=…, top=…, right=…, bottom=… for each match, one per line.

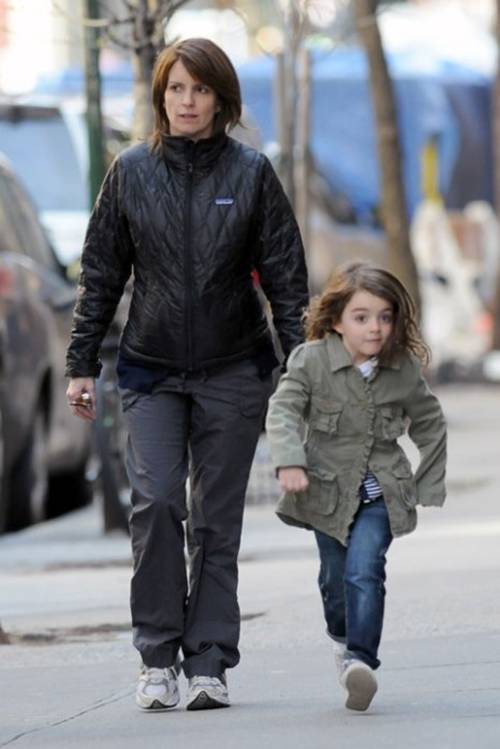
left=333, top=289, right=394, bottom=365
left=164, top=59, right=220, bottom=141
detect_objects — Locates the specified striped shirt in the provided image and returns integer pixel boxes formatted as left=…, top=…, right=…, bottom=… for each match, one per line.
left=358, top=358, right=384, bottom=503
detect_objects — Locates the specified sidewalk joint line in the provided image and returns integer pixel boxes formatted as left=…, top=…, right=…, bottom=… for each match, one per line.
left=0, top=685, right=135, bottom=747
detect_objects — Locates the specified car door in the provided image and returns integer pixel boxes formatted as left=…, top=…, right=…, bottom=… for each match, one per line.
left=0, top=167, right=48, bottom=463
left=0, top=166, right=90, bottom=472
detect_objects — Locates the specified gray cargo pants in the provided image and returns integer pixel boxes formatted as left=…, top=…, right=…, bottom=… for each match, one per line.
left=120, top=360, right=272, bottom=678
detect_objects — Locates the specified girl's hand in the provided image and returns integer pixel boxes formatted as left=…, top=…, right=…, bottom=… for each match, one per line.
left=66, top=377, right=96, bottom=422
left=278, top=467, right=309, bottom=493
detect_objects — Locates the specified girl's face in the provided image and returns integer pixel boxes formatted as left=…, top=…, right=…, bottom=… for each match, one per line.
left=164, top=59, right=220, bottom=141
left=333, top=289, right=394, bottom=365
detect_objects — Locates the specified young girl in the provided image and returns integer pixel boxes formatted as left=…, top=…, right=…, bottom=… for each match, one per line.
left=265, top=261, right=447, bottom=712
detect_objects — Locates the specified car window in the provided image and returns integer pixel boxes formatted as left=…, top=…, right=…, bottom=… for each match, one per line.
left=0, top=108, right=87, bottom=212
left=0, top=169, right=59, bottom=270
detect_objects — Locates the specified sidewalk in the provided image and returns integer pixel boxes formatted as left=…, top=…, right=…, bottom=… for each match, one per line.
left=0, top=499, right=315, bottom=636
left=1, top=384, right=500, bottom=748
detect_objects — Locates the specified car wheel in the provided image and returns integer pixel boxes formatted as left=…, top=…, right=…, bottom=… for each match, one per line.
left=7, top=407, right=48, bottom=531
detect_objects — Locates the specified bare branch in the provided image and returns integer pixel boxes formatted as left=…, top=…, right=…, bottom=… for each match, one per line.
left=105, top=27, right=135, bottom=49
left=158, top=0, right=191, bottom=18
left=227, top=4, right=250, bottom=29
left=98, top=0, right=121, bottom=15
left=51, top=0, right=72, bottom=21
left=120, top=0, right=139, bottom=12
left=132, top=38, right=162, bottom=52
left=105, top=15, right=135, bottom=27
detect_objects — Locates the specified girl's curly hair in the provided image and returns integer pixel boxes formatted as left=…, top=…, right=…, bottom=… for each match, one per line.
left=304, top=261, right=430, bottom=367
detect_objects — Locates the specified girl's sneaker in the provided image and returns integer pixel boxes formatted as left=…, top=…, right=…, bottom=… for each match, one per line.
left=136, top=666, right=180, bottom=711
left=186, top=674, right=230, bottom=710
left=340, top=659, right=378, bottom=711
left=332, top=640, right=347, bottom=682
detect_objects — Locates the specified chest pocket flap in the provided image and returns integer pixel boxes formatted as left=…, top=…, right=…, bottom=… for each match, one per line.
left=309, top=398, right=343, bottom=434
left=379, top=405, right=406, bottom=440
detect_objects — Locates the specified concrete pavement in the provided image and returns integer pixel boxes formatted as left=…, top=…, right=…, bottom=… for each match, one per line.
left=1, top=384, right=500, bottom=748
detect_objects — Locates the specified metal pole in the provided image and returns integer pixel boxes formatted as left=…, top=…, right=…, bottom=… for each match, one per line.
left=82, top=0, right=105, bottom=207
left=82, top=1, right=129, bottom=534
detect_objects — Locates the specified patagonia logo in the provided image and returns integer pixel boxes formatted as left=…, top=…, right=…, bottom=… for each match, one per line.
left=215, top=197, right=234, bottom=205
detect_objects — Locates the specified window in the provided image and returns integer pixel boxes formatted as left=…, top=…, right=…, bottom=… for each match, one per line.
left=0, top=168, right=58, bottom=270
left=0, top=106, right=87, bottom=212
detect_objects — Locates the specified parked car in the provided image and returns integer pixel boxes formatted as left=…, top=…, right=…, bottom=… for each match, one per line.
left=0, top=155, right=92, bottom=532
left=0, top=99, right=128, bottom=268
left=0, top=101, right=134, bottom=533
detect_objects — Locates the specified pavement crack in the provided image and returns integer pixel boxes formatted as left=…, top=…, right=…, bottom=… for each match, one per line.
left=386, top=658, right=500, bottom=672
left=0, top=685, right=135, bottom=747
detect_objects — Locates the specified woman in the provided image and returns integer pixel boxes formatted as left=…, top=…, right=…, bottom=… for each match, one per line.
left=66, top=38, right=308, bottom=712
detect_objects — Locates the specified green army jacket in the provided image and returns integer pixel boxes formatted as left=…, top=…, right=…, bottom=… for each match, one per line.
left=265, top=334, right=447, bottom=544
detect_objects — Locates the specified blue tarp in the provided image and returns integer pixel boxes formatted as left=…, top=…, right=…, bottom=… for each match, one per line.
left=236, top=47, right=493, bottom=221
left=35, top=45, right=493, bottom=222
left=35, top=64, right=134, bottom=97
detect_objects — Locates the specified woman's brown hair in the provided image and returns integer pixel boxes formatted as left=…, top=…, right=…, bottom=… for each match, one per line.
left=305, top=261, right=430, bottom=366
left=150, top=37, right=242, bottom=150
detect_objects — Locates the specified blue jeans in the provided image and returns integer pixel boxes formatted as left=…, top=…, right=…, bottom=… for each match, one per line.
left=314, top=498, right=393, bottom=670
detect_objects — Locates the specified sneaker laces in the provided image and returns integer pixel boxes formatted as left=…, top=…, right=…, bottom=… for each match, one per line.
left=190, top=675, right=225, bottom=690
left=141, top=666, right=176, bottom=682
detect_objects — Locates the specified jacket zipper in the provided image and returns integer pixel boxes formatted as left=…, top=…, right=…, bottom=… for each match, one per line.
left=184, top=153, right=194, bottom=371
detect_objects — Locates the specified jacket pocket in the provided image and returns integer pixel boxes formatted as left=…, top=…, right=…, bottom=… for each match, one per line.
left=309, top=399, right=343, bottom=435
left=394, top=460, right=417, bottom=509
left=379, top=405, right=406, bottom=441
left=297, top=467, right=339, bottom=515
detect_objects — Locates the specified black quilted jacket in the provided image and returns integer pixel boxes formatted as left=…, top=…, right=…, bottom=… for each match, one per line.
left=65, top=132, right=308, bottom=377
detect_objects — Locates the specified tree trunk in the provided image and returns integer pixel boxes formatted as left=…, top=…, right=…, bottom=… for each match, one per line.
left=0, top=622, right=9, bottom=644
left=131, top=0, right=157, bottom=142
left=128, top=0, right=189, bottom=142
left=491, top=0, right=500, bottom=348
left=278, top=2, right=302, bottom=209
left=353, top=0, right=421, bottom=312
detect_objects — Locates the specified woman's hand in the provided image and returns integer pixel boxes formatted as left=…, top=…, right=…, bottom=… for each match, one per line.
left=278, top=467, right=309, bottom=493
left=66, top=377, right=96, bottom=422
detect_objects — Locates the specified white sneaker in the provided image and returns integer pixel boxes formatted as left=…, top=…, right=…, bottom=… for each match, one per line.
left=186, top=674, right=230, bottom=710
left=136, top=666, right=180, bottom=711
left=332, top=640, right=347, bottom=682
left=340, top=659, right=377, bottom=711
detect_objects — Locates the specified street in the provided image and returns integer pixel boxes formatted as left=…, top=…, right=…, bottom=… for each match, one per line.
left=0, top=384, right=499, bottom=748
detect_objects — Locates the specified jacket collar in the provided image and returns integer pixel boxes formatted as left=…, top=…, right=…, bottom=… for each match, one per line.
left=160, top=130, right=228, bottom=172
left=325, top=333, right=401, bottom=372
